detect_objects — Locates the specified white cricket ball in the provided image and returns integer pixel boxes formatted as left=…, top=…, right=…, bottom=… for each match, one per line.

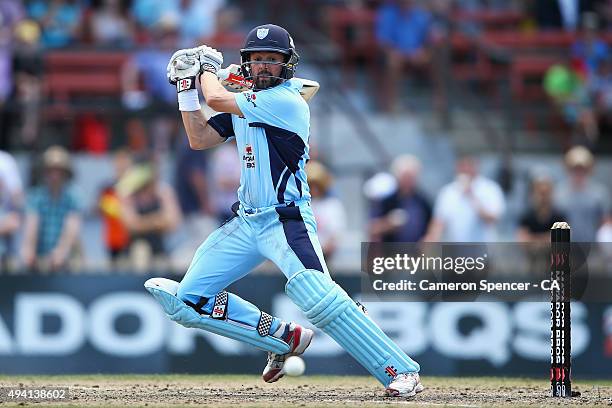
left=283, top=356, right=306, bottom=377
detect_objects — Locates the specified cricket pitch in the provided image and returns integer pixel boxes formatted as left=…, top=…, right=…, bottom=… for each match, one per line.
left=0, top=375, right=610, bottom=407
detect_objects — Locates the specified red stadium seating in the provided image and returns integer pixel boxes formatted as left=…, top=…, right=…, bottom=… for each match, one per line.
left=43, top=51, right=130, bottom=116
left=328, top=7, right=379, bottom=78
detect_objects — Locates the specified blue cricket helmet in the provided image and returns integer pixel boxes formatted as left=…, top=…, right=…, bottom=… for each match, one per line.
left=240, top=24, right=299, bottom=88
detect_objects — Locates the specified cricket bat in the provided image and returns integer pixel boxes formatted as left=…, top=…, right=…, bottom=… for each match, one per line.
left=217, top=64, right=320, bottom=102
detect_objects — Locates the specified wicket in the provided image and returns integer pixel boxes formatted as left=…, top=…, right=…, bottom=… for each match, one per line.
left=550, top=221, right=572, bottom=397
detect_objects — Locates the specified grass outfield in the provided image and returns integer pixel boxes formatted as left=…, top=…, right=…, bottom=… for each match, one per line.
left=0, top=375, right=610, bottom=408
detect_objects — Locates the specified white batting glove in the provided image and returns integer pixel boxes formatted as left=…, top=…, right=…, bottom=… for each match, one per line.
left=196, top=45, right=223, bottom=75
left=167, top=47, right=203, bottom=111
left=166, top=47, right=201, bottom=85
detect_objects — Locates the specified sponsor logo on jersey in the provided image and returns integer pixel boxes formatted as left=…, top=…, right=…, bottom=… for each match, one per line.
left=244, top=92, right=257, bottom=107
left=243, top=144, right=256, bottom=169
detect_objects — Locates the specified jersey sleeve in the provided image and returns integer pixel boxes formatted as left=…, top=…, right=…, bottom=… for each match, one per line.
left=207, top=113, right=235, bottom=140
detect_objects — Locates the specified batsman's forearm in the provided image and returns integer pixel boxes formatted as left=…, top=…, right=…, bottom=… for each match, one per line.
left=181, top=110, right=219, bottom=150
left=200, top=71, right=228, bottom=104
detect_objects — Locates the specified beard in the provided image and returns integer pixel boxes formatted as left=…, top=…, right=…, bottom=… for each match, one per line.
left=254, top=71, right=276, bottom=89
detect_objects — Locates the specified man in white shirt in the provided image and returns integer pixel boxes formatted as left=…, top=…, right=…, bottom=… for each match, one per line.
left=425, top=156, right=505, bottom=242
left=0, top=150, right=23, bottom=267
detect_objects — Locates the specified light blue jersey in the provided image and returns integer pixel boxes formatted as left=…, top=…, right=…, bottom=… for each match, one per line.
left=209, top=78, right=311, bottom=209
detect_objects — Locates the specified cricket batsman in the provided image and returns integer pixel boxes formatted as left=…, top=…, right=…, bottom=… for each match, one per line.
left=144, top=24, right=423, bottom=397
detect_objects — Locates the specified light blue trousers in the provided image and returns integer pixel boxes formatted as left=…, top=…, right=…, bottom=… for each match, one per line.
left=174, top=201, right=420, bottom=385
left=177, top=201, right=328, bottom=335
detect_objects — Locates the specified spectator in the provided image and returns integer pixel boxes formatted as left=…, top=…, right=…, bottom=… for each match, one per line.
left=175, top=138, right=212, bottom=217
left=98, top=150, right=132, bottom=265
left=599, top=0, right=612, bottom=31
left=368, top=155, right=431, bottom=242
left=597, top=212, right=612, bottom=242
left=210, top=140, right=241, bottom=222
left=517, top=171, right=566, bottom=276
left=425, top=155, right=505, bottom=242
left=27, top=0, right=83, bottom=48
left=206, top=5, right=244, bottom=49
left=131, top=0, right=176, bottom=30
left=0, top=150, right=23, bottom=206
left=0, top=183, right=20, bottom=271
left=571, top=13, right=609, bottom=80
left=596, top=212, right=612, bottom=266
left=131, top=0, right=225, bottom=46
left=376, top=0, right=433, bottom=111
left=589, top=55, right=612, bottom=137
left=517, top=172, right=566, bottom=242
left=596, top=211, right=612, bottom=274
left=0, top=150, right=23, bottom=270
left=0, top=0, right=24, bottom=150
left=544, top=13, right=607, bottom=144
left=534, top=0, right=596, bottom=31
left=121, top=16, right=180, bottom=152
left=86, top=0, right=135, bottom=47
left=117, top=161, right=181, bottom=271
left=544, top=64, right=598, bottom=145
left=122, top=16, right=178, bottom=110
left=21, top=146, right=82, bottom=272
left=555, top=146, right=609, bottom=242
left=176, top=0, right=226, bottom=47
left=306, top=161, right=347, bottom=260
left=172, top=138, right=216, bottom=267
left=12, top=19, right=43, bottom=147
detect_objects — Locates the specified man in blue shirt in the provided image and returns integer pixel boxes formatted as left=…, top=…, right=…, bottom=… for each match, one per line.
left=147, top=24, right=422, bottom=397
left=21, top=146, right=81, bottom=272
left=376, top=0, right=433, bottom=111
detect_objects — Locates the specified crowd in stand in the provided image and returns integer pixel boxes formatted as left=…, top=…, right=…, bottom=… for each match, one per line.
left=1, top=0, right=233, bottom=50
left=371, top=0, right=612, bottom=140
left=0, top=144, right=350, bottom=273
left=0, top=0, right=244, bottom=151
left=1, top=0, right=610, bottom=148
left=367, top=146, right=611, bottom=246
left=1, top=143, right=610, bottom=273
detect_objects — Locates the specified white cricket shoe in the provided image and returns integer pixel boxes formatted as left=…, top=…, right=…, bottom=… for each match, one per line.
left=262, top=322, right=314, bottom=383
left=385, top=372, right=424, bottom=397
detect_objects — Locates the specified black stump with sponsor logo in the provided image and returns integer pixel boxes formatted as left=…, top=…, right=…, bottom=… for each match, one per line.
left=550, top=222, right=576, bottom=397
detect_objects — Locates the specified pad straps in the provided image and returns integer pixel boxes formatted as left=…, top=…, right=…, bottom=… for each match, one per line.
left=211, top=291, right=229, bottom=319
left=257, top=312, right=274, bottom=337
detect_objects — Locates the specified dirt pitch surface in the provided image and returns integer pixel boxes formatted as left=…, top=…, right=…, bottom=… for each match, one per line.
left=0, top=375, right=611, bottom=408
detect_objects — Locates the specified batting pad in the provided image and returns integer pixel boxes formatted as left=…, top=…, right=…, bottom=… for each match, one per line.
left=286, top=270, right=419, bottom=386
left=145, top=278, right=290, bottom=354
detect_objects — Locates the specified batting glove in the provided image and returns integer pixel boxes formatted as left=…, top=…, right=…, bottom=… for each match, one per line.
left=196, top=45, right=223, bottom=75
left=166, top=47, right=201, bottom=85
left=167, top=47, right=202, bottom=111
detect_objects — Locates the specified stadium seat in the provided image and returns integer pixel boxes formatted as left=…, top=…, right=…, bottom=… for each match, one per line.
left=43, top=51, right=130, bottom=117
